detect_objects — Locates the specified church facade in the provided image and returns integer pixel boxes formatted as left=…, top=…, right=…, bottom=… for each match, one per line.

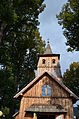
left=14, top=42, right=78, bottom=119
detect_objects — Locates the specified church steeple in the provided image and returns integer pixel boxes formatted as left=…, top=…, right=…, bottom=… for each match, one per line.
left=44, top=40, right=52, bottom=54
left=37, top=40, right=62, bottom=80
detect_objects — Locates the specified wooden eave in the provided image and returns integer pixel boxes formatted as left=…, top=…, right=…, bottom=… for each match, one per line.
left=12, top=111, right=19, bottom=117
left=38, top=54, right=60, bottom=59
left=26, top=104, right=67, bottom=113
left=14, top=70, right=79, bottom=100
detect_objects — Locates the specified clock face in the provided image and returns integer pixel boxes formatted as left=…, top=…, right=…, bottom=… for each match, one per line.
left=41, top=85, right=51, bottom=97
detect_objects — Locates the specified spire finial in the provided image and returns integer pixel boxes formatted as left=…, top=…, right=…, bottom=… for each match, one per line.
left=44, top=39, right=52, bottom=54
left=47, top=38, right=49, bottom=44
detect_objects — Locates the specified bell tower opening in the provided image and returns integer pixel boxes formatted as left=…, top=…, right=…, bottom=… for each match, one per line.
left=37, top=40, right=62, bottom=80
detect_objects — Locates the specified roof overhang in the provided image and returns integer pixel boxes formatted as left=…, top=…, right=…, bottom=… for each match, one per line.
left=38, top=54, right=60, bottom=59
left=25, top=104, right=67, bottom=113
left=14, top=70, right=79, bottom=100
left=12, top=111, right=19, bottom=117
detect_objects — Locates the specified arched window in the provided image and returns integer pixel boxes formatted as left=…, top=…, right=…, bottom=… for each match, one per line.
left=52, top=59, right=55, bottom=64
left=41, top=84, right=51, bottom=97
left=42, top=59, right=46, bottom=64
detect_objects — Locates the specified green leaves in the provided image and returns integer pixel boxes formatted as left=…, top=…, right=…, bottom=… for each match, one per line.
left=1, top=106, right=9, bottom=118
left=63, top=62, right=79, bottom=96
left=0, top=0, right=45, bottom=118
left=57, top=0, right=79, bottom=51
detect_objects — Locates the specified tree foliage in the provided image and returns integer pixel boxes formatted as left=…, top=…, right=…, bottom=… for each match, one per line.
left=57, top=0, right=79, bottom=51
left=63, top=62, right=79, bottom=97
left=0, top=0, right=45, bottom=118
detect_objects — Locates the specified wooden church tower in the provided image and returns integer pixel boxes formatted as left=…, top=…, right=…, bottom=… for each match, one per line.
left=37, top=41, right=61, bottom=80
left=13, top=41, right=78, bottom=119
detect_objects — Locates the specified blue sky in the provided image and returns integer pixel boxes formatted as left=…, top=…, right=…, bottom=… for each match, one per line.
left=39, top=0, right=79, bottom=75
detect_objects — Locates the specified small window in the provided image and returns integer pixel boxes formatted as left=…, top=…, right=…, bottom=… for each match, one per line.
left=41, top=85, right=51, bottom=97
left=52, top=59, right=55, bottom=64
left=42, top=59, right=46, bottom=64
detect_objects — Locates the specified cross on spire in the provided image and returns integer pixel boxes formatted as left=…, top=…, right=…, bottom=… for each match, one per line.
left=47, top=38, right=49, bottom=44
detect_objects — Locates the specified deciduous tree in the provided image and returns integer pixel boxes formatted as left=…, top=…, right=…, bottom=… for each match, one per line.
left=0, top=0, right=45, bottom=118
left=57, top=0, right=79, bottom=51
left=63, top=62, right=79, bottom=97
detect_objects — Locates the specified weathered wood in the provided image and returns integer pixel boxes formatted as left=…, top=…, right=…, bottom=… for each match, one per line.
left=15, top=74, right=75, bottom=119
left=37, top=56, right=61, bottom=78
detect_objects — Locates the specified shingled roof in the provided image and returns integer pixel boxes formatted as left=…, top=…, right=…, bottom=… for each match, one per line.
left=26, top=104, right=67, bottom=113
